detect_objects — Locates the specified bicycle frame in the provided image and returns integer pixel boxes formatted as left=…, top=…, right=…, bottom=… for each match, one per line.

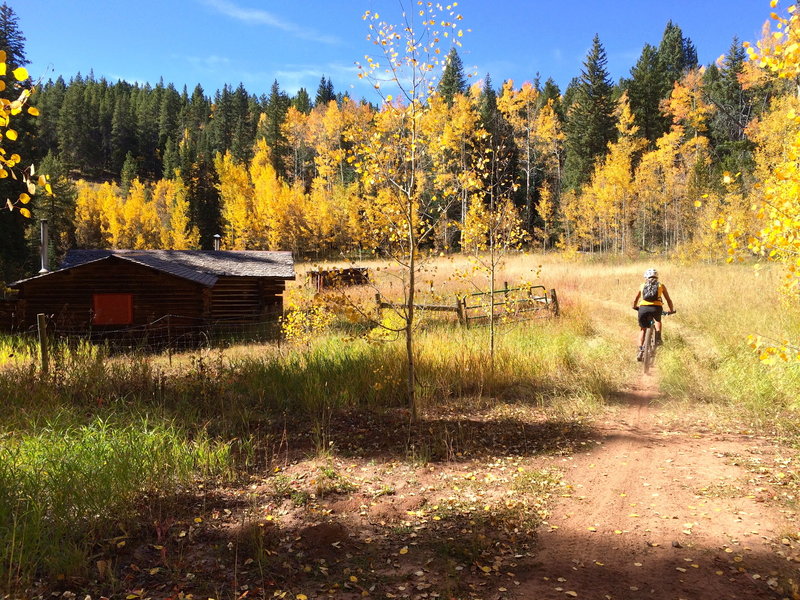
left=636, top=309, right=675, bottom=375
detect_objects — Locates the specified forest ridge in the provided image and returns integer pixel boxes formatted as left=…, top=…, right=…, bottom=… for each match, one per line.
left=0, top=5, right=784, bottom=280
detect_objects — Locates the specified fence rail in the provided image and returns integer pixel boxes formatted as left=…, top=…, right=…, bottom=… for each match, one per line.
left=375, top=284, right=558, bottom=326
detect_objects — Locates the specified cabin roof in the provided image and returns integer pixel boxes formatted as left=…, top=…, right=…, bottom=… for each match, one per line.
left=11, top=249, right=296, bottom=288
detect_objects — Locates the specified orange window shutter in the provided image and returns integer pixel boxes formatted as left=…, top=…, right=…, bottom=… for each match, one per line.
left=92, top=293, right=133, bottom=325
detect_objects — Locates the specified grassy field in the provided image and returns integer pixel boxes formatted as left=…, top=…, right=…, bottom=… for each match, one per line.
left=0, top=252, right=798, bottom=596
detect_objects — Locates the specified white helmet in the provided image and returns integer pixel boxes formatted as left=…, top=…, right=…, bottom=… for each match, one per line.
left=644, top=268, right=658, bottom=279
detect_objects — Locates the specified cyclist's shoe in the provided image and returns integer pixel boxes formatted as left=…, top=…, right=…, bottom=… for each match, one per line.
left=655, top=332, right=663, bottom=346
left=636, top=347, right=644, bottom=361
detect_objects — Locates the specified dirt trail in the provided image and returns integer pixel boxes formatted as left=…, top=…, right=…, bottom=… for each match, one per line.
left=515, top=372, right=797, bottom=600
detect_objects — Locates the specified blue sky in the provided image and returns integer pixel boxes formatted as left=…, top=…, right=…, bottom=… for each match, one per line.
left=14, top=0, right=772, bottom=99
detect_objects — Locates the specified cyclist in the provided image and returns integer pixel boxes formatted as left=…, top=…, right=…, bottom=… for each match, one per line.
left=632, top=268, right=675, bottom=361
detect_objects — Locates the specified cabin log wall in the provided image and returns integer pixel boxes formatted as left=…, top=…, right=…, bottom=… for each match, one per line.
left=14, top=258, right=205, bottom=330
left=210, top=277, right=285, bottom=323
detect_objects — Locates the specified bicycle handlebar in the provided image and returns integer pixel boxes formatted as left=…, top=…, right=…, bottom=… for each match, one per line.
left=632, top=308, right=677, bottom=315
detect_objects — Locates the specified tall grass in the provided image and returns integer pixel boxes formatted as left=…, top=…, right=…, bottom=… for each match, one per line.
left=3, top=252, right=798, bottom=590
left=302, top=252, right=800, bottom=432
left=0, top=418, right=231, bottom=586
left=0, top=305, right=624, bottom=590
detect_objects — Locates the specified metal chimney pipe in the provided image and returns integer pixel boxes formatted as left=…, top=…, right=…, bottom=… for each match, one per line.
left=39, top=219, right=49, bottom=274
left=213, top=234, right=221, bottom=251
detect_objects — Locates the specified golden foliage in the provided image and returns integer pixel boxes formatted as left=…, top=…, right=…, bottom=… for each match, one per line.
left=74, top=178, right=198, bottom=250
left=0, top=50, right=51, bottom=215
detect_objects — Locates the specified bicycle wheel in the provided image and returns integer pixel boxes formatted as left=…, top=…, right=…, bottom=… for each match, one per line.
left=643, top=326, right=655, bottom=374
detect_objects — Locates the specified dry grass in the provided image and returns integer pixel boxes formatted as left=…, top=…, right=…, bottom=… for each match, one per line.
left=293, top=251, right=800, bottom=435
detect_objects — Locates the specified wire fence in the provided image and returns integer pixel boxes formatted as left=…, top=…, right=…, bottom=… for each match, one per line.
left=12, top=314, right=281, bottom=354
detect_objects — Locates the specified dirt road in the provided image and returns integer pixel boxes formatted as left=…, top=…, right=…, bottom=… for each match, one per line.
left=515, top=373, right=798, bottom=600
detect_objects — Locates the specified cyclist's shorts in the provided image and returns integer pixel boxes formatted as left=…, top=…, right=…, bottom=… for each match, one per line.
left=638, top=305, right=663, bottom=328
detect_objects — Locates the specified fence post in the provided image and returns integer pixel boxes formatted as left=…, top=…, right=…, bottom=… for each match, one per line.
left=549, top=289, right=559, bottom=317
left=455, top=296, right=465, bottom=325
left=167, top=314, right=173, bottom=366
left=37, top=313, right=48, bottom=375
left=375, top=293, right=382, bottom=322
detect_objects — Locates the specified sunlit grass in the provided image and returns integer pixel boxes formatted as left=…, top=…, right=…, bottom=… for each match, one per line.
left=2, top=251, right=799, bottom=591
left=0, top=418, right=231, bottom=585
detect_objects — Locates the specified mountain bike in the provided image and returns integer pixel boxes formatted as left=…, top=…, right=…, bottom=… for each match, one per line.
left=636, top=309, right=676, bottom=375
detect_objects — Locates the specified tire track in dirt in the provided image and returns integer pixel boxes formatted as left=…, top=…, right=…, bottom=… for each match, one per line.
left=510, top=371, right=797, bottom=600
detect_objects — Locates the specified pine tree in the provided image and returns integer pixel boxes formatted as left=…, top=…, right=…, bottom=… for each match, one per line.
left=705, top=38, right=756, bottom=176
left=315, top=76, right=335, bottom=106
left=0, top=3, right=28, bottom=69
left=32, top=152, right=76, bottom=260
left=478, top=74, right=498, bottom=127
left=158, top=83, right=181, bottom=161
left=260, top=80, right=290, bottom=175
left=31, top=77, right=65, bottom=162
left=111, top=91, right=136, bottom=175
left=186, top=157, right=221, bottom=248
left=120, top=151, right=139, bottom=195
left=477, top=76, right=518, bottom=218
left=539, top=77, right=563, bottom=120
left=657, top=21, right=698, bottom=85
left=563, top=35, right=617, bottom=191
left=626, top=43, right=668, bottom=144
left=134, top=83, right=159, bottom=178
left=438, top=47, right=467, bottom=105
left=162, top=136, right=179, bottom=179
left=293, top=87, right=312, bottom=114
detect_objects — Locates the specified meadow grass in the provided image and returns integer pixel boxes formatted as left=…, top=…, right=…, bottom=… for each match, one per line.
left=2, top=251, right=799, bottom=591
left=0, top=417, right=231, bottom=585
left=299, top=251, right=800, bottom=433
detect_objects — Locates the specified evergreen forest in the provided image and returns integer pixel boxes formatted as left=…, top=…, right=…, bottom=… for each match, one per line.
left=0, top=4, right=790, bottom=282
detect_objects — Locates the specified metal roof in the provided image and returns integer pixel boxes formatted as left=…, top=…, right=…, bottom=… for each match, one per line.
left=11, top=249, right=295, bottom=288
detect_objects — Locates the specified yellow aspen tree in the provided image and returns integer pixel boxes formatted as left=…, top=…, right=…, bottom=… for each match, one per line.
left=533, top=99, right=565, bottom=247
left=308, top=99, right=346, bottom=186
left=152, top=177, right=199, bottom=249
left=578, top=93, right=646, bottom=253
left=461, top=192, right=526, bottom=364
left=497, top=80, right=539, bottom=229
left=249, top=140, right=278, bottom=248
left=734, top=1, right=800, bottom=359
left=536, top=184, right=556, bottom=249
left=349, top=2, right=467, bottom=420
left=74, top=180, right=107, bottom=248
left=0, top=51, right=51, bottom=217
left=282, top=105, right=312, bottom=186
left=422, top=92, right=484, bottom=249
left=250, top=139, right=308, bottom=252
left=632, top=141, right=666, bottom=250
left=122, top=179, right=161, bottom=249
left=98, top=182, right=124, bottom=249
left=215, top=150, right=254, bottom=249
left=662, top=68, right=714, bottom=136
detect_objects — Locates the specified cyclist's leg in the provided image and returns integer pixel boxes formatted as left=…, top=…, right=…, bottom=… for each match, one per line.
left=653, top=307, right=664, bottom=344
left=636, top=308, right=650, bottom=360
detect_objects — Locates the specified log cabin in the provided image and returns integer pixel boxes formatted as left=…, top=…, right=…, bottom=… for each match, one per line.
left=7, top=249, right=295, bottom=336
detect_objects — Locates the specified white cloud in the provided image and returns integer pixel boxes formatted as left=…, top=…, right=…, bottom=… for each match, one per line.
left=241, top=63, right=360, bottom=94
left=202, top=0, right=341, bottom=45
left=185, top=54, right=234, bottom=71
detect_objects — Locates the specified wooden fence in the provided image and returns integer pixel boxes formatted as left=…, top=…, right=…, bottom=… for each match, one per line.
left=375, top=284, right=558, bottom=326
